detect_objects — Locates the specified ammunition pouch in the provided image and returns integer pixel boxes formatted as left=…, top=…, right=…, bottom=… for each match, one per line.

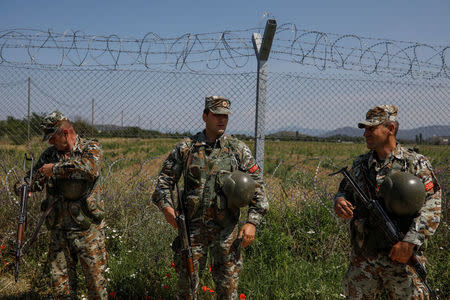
left=351, top=205, right=390, bottom=256
left=215, top=170, right=232, bottom=211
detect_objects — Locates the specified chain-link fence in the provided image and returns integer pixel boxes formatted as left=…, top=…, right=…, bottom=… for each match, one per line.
left=1, top=65, right=449, bottom=145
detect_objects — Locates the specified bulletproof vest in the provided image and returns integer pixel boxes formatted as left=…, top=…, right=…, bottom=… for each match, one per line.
left=56, top=179, right=90, bottom=201
left=51, top=178, right=101, bottom=230
left=351, top=158, right=414, bottom=256
left=184, top=139, right=237, bottom=221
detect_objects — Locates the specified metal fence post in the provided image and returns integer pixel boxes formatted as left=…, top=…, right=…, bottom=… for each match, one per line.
left=27, top=77, right=31, bottom=145
left=252, top=19, right=276, bottom=177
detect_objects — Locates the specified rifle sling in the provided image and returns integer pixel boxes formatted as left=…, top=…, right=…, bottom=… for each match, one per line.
left=21, top=197, right=61, bottom=256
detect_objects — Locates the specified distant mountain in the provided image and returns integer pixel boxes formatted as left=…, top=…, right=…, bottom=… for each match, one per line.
left=396, top=126, right=450, bottom=141
left=321, top=125, right=450, bottom=141
left=322, top=127, right=363, bottom=138
left=266, top=130, right=310, bottom=138
left=268, top=126, right=327, bottom=137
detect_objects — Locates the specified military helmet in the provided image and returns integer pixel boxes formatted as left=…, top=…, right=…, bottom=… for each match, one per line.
left=379, top=172, right=426, bottom=217
left=222, top=171, right=256, bottom=210
left=56, top=179, right=90, bottom=201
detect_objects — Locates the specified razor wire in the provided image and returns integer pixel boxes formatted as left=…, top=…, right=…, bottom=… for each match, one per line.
left=0, top=26, right=449, bottom=79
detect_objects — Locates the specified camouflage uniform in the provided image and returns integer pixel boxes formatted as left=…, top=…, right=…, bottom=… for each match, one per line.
left=30, top=111, right=108, bottom=300
left=152, top=97, right=268, bottom=299
left=335, top=105, right=441, bottom=300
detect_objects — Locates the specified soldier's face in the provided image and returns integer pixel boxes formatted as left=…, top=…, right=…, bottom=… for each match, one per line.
left=49, top=130, right=70, bottom=151
left=203, top=112, right=229, bottom=138
left=363, top=124, right=389, bottom=149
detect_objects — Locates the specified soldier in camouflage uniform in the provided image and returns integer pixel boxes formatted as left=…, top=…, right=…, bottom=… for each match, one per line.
left=152, top=96, right=268, bottom=299
left=334, top=105, right=441, bottom=299
left=16, top=111, right=108, bottom=300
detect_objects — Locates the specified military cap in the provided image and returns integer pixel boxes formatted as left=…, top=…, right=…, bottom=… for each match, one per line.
left=358, top=105, right=398, bottom=128
left=205, top=96, right=231, bottom=115
left=40, top=110, right=68, bottom=141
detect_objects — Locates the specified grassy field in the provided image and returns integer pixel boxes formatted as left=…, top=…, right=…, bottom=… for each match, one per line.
left=0, top=138, right=448, bottom=299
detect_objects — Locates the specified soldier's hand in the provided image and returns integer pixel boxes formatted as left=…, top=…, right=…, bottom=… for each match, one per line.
left=238, top=223, right=256, bottom=248
left=162, top=206, right=178, bottom=229
left=334, top=197, right=354, bottom=219
left=39, top=163, right=54, bottom=178
left=389, top=241, right=415, bottom=263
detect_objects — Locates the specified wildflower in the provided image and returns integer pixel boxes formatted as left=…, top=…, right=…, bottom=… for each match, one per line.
left=163, top=285, right=169, bottom=289
left=209, top=267, right=211, bottom=272
left=201, top=286, right=208, bottom=292
left=170, top=262, right=175, bottom=268
left=105, top=267, right=110, bottom=273
left=109, top=291, right=116, bottom=298
left=145, top=296, right=151, bottom=300
left=240, top=294, right=246, bottom=300
left=130, top=273, right=136, bottom=278
left=209, top=288, right=215, bottom=293
left=166, top=273, right=171, bottom=278
left=0, top=245, right=5, bottom=251
left=306, top=230, right=315, bottom=234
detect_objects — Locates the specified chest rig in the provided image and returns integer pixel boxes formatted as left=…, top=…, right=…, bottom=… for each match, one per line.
left=351, top=151, right=416, bottom=256
left=184, top=136, right=239, bottom=221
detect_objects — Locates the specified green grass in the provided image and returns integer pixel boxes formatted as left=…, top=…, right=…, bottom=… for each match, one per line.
left=0, top=138, right=448, bottom=299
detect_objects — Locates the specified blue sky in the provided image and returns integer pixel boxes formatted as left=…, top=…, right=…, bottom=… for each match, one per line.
left=1, top=0, right=449, bottom=44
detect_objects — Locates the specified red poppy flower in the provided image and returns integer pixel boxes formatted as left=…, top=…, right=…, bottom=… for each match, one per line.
left=240, top=294, right=246, bottom=300
left=170, top=262, right=175, bottom=268
left=166, top=273, right=171, bottom=278
left=0, top=245, right=5, bottom=250
left=163, top=285, right=169, bottom=289
left=209, top=289, right=215, bottom=293
left=109, top=291, right=116, bottom=298
left=201, top=286, right=207, bottom=292
left=145, top=296, right=150, bottom=300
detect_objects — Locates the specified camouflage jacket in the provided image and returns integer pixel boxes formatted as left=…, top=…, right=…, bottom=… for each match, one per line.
left=152, top=131, right=268, bottom=226
left=31, top=135, right=104, bottom=231
left=335, top=144, right=441, bottom=254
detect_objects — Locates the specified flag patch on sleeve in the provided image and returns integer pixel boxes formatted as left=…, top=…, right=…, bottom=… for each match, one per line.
left=424, top=180, right=434, bottom=191
left=249, top=164, right=259, bottom=174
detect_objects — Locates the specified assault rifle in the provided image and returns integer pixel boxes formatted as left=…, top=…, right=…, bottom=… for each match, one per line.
left=175, top=182, right=197, bottom=300
left=330, top=166, right=437, bottom=299
left=15, top=154, right=34, bottom=282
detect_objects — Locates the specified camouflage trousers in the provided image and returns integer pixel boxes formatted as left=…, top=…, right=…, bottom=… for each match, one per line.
left=343, top=253, right=430, bottom=300
left=173, top=217, right=242, bottom=300
left=48, top=224, right=108, bottom=300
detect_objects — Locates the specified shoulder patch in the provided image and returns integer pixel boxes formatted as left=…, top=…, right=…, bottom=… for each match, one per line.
left=249, top=164, right=259, bottom=174
left=424, top=180, right=434, bottom=191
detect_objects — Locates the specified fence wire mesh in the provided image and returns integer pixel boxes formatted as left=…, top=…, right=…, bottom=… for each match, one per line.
left=1, top=65, right=449, bottom=145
